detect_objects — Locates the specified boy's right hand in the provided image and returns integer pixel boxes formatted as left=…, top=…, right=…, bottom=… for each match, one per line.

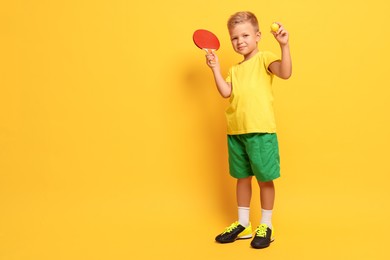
left=206, top=51, right=220, bottom=69
left=204, top=51, right=231, bottom=98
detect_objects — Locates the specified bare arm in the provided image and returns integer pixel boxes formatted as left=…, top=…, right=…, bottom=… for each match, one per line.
left=206, top=52, right=232, bottom=98
left=268, top=23, right=292, bottom=79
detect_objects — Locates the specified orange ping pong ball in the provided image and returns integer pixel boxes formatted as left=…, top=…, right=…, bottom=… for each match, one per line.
left=271, top=23, right=279, bottom=32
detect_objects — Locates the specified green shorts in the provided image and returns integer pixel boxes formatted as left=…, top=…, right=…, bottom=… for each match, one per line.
left=228, top=133, right=280, bottom=182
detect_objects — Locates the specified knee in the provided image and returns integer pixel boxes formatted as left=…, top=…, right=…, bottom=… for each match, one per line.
left=258, top=180, right=274, bottom=189
left=237, top=176, right=252, bottom=185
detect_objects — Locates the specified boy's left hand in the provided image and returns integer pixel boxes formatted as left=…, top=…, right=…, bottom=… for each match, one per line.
left=271, top=22, right=289, bottom=46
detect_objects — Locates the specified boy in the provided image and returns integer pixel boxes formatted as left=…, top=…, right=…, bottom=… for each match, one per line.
left=205, top=11, right=292, bottom=249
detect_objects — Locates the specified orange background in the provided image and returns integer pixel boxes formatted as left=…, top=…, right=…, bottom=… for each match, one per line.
left=1, top=0, right=390, bottom=259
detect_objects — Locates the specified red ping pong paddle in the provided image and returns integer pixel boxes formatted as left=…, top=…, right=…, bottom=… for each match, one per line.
left=193, top=29, right=220, bottom=63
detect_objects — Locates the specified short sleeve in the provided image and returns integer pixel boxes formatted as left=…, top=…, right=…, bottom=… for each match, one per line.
left=263, top=51, right=280, bottom=74
left=225, top=67, right=232, bottom=83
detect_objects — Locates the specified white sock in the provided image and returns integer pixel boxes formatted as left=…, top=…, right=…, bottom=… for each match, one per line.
left=260, top=209, right=273, bottom=229
left=238, top=207, right=250, bottom=227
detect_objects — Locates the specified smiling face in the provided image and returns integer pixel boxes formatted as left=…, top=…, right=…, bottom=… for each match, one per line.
left=229, top=21, right=261, bottom=61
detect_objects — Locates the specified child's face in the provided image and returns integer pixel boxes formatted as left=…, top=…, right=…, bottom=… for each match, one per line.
left=229, top=22, right=261, bottom=60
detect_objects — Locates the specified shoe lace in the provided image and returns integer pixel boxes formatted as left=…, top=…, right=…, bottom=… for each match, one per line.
left=223, top=222, right=239, bottom=234
left=255, top=224, right=268, bottom=237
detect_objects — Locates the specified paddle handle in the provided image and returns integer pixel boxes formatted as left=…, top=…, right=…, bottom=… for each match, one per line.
left=204, top=49, right=216, bottom=64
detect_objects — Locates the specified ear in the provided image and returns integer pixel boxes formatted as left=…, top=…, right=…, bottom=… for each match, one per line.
left=256, top=31, right=261, bottom=42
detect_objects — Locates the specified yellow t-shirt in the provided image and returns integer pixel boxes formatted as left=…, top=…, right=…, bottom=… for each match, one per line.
left=225, top=51, right=280, bottom=135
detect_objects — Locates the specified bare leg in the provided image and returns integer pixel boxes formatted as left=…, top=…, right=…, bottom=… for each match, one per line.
left=237, top=176, right=252, bottom=207
left=258, top=181, right=275, bottom=210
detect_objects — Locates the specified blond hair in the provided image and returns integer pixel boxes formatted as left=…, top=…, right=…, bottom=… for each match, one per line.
left=227, top=11, right=259, bottom=32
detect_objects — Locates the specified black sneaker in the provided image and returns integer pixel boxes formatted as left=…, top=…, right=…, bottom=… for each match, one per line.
left=250, top=224, right=274, bottom=249
left=215, top=221, right=252, bottom=243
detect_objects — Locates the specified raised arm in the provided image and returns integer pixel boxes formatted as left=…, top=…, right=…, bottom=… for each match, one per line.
left=268, top=23, right=292, bottom=79
left=206, top=52, right=232, bottom=98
